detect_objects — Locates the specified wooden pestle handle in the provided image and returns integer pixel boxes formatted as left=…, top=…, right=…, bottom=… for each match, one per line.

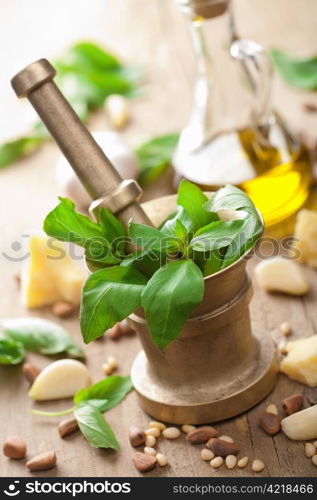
left=11, top=58, right=152, bottom=227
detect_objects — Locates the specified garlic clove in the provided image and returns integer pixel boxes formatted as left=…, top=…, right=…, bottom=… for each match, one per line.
left=56, top=131, right=138, bottom=209
left=255, top=257, right=309, bottom=296
left=281, top=404, right=317, bottom=440
left=29, top=359, right=91, bottom=401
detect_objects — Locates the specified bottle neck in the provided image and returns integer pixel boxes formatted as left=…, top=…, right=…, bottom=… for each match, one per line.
left=176, top=0, right=229, bottom=20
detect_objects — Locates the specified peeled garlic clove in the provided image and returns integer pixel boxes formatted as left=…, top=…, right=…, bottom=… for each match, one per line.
left=255, top=257, right=309, bottom=296
left=217, top=209, right=248, bottom=221
left=29, top=359, right=91, bottom=401
left=56, top=131, right=138, bottom=209
left=104, top=94, right=129, bottom=129
left=281, top=404, right=317, bottom=440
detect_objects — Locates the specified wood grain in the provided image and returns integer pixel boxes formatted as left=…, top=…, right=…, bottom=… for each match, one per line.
left=1, top=0, right=317, bottom=478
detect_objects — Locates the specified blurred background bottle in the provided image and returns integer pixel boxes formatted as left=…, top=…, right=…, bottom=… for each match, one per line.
left=173, top=0, right=312, bottom=233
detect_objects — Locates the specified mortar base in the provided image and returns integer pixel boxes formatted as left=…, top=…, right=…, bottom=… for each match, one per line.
left=131, top=330, right=278, bottom=424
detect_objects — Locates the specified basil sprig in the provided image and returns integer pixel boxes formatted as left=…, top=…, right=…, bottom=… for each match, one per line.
left=271, top=49, right=317, bottom=90
left=44, top=181, right=263, bottom=349
left=31, top=375, right=132, bottom=451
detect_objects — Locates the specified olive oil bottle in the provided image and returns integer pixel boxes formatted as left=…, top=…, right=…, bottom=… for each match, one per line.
left=174, top=0, right=313, bottom=233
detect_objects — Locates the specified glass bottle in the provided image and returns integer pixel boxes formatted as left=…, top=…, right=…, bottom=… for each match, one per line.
left=174, top=0, right=312, bottom=231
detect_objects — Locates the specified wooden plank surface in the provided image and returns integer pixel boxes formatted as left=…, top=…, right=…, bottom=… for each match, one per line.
left=1, top=0, right=317, bottom=478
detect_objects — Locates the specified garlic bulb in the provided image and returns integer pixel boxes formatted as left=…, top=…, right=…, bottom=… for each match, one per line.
left=56, top=131, right=139, bottom=209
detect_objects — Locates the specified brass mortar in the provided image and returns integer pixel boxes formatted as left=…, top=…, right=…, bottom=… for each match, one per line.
left=130, top=195, right=278, bottom=424
left=11, top=59, right=278, bottom=425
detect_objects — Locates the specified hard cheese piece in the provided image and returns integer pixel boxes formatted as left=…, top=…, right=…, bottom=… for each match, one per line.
left=294, top=209, right=317, bottom=269
left=280, top=336, right=317, bottom=387
left=21, top=235, right=86, bottom=308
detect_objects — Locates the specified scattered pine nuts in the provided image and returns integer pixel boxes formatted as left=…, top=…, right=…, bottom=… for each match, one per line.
left=58, top=417, right=79, bottom=438
left=278, top=339, right=288, bottom=354
left=148, top=421, right=166, bottom=431
left=105, top=94, right=130, bottom=129
left=218, top=435, right=234, bottom=443
left=133, top=452, right=156, bottom=472
left=210, top=456, right=223, bottom=469
left=144, top=447, right=157, bottom=456
left=52, top=300, right=76, bottom=318
left=156, top=453, right=169, bottom=467
left=305, top=443, right=316, bottom=458
left=26, top=451, right=57, bottom=471
left=266, top=404, right=278, bottom=415
left=102, top=355, right=118, bottom=375
left=145, top=436, right=156, bottom=448
left=237, top=456, right=249, bottom=468
left=225, top=455, right=237, bottom=470
left=129, top=427, right=146, bottom=447
left=312, top=455, right=317, bottom=467
left=252, top=459, right=265, bottom=473
left=162, top=427, right=181, bottom=439
left=146, top=427, right=161, bottom=438
left=280, top=321, right=291, bottom=336
left=22, top=363, right=41, bottom=383
left=182, top=424, right=196, bottom=434
left=3, top=437, right=27, bottom=459
left=201, top=449, right=214, bottom=461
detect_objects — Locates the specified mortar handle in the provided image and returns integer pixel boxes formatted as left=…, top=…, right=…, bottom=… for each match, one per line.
left=11, top=58, right=153, bottom=227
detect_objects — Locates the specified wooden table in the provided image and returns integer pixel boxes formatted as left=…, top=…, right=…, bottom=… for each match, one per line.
left=1, top=0, right=317, bottom=478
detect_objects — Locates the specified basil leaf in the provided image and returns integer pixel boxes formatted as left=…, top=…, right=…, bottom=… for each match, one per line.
left=1, top=317, right=83, bottom=358
left=97, top=207, right=125, bottom=242
left=142, top=260, right=204, bottom=349
left=56, top=41, right=121, bottom=72
left=44, top=197, right=118, bottom=265
left=74, top=403, right=120, bottom=450
left=177, top=180, right=216, bottom=231
left=128, top=222, right=179, bottom=252
left=190, top=220, right=245, bottom=252
left=74, top=375, right=133, bottom=412
left=160, top=206, right=194, bottom=236
left=174, top=219, right=188, bottom=244
left=221, top=215, right=262, bottom=269
left=80, top=265, right=147, bottom=343
left=204, top=185, right=258, bottom=216
left=121, top=249, right=166, bottom=278
left=136, top=133, right=179, bottom=185
left=0, top=137, right=43, bottom=169
left=203, top=249, right=225, bottom=276
left=0, top=338, right=25, bottom=365
left=271, top=49, right=317, bottom=90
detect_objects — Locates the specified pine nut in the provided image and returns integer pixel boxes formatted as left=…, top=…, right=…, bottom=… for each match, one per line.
left=145, top=436, right=156, bottom=447
left=156, top=453, right=168, bottom=466
left=133, top=452, right=156, bottom=472
left=210, top=456, right=223, bottom=469
left=237, top=456, right=249, bottom=468
left=266, top=404, right=278, bottom=415
left=278, top=339, right=288, bottom=353
left=252, top=459, right=265, bottom=472
left=312, top=455, right=317, bottom=467
left=218, top=435, right=234, bottom=443
left=305, top=443, right=316, bottom=458
left=26, top=451, right=56, bottom=471
left=280, top=321, right=291, bottom=336
left=144, top=447, right=157, bottom=456
left=52, top=301, right=76, bottom=318
left=58, top=417, right=79, bottom=438
left=162, top=427, right=181, bottom=439
left=313, top=441, right=317, bottom=448
left=201, top=448, right=214, bottom=461
left=146, top=427, right=161, bottom=438
left=182, top=424, right=196, bottom=434
left=104, top=94, right=130, bottom=129
left=225, top=455, right=237, bottom=470
left=148, top=421, right=166, bottom=431
left=102, top=355, right=118, bottom=375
